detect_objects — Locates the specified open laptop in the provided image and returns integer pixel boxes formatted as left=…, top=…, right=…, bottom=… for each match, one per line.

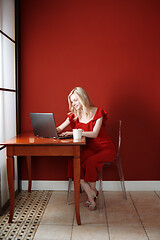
left=30, top=113, right=72, bottom=139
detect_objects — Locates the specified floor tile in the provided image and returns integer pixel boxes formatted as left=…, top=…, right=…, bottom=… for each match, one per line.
left=135, top=201, right=160, bottom=216
left=131, top=193, right=160, bottom=215
left=130, top=191, right=157, bottom=197
left=73, top=203, right=107, bottom=226
left=109, top=227, right=148, bottom=240
left=103, top=191, right=130, bottom=197
left=107, top=212, right=142, bottom=228
left=140, top=214, right=160, bottom=228
left=104, top=192, right=130, bottom=202
left=40, top=191, right=75, bottom=225
left=145, top=227, right=160, bottom=240
left=105, top=195, right=136, bottom=214
left=34, top=224, right=72, bottom=239
left=33, top=239, right=56, bottom=240
left=33, top=239, right=52, bottom=240
left=47, top=191, right=68, bottom=206
left=40, top=204, right=74, bottom=225
left=49, top=190, right=87, bottom=206
left=105, top=194, right=142, bottom=228
left=72, top=225, right=109, bottom=240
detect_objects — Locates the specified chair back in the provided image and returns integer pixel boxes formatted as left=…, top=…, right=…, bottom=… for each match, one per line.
left=98, top=119, right=127, bottom=207
left=117, top=120, right=122, bottom=154
left=105, top=120, right=122, bottom=155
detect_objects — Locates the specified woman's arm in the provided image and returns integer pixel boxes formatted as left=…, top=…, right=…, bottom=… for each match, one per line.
left=56, top=118, right=70, bottom=133
left=58, top=117, right=103, bottom=138
left=80, top=117, right=103, bottom=138
left=83, top=117, right=103, bottom=138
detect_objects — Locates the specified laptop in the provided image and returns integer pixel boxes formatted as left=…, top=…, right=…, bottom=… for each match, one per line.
left=30, top=113, right=72, bottom=139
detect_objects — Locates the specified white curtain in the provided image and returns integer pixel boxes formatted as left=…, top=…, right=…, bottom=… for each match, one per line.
left=0, top=0, right=18, bottom=207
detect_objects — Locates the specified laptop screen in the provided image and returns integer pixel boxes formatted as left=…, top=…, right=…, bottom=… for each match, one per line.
left=30, top=113, right=59, bottom=138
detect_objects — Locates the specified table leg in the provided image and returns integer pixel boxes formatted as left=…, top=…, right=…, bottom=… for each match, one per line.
left=7, top=156, right=14, bottom=223
left=73, top=146, right=81, bottom=225
left=27, top=156, right=32, bottom=192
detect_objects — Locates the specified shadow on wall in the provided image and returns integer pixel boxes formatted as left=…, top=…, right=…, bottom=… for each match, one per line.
left=103, top=93, right=160, bottom=181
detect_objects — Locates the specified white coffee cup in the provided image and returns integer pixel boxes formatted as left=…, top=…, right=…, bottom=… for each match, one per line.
left=73, top=129, right=84, bottom=141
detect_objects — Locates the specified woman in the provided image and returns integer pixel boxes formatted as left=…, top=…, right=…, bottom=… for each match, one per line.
left=57, top=87, right=116, bottom=210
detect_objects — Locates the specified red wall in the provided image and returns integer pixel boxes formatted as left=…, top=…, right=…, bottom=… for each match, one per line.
left=20, top=0, right=160, bottom=181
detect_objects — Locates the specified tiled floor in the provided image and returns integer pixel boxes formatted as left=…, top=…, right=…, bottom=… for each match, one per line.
left=33, top=191, right=160, bottom=240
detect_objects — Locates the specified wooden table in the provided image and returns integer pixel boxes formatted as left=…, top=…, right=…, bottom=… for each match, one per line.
left=2, top=132, right=86, bottom=225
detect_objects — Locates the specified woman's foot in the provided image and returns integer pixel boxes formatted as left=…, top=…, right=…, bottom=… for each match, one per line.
left=83, top=200, right=90, bottom=207
left=87, top=190, right=97, bottom=210
left=84, top=191, right=98, bottom=207
left=80, top=180, right=98, bottom=210
left=94, top=191, right=99, bottom=201
left=88, top=204, right=97, bottom=211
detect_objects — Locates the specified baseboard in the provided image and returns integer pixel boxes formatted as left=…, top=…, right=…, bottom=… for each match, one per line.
left=21, top=180, right=160, bottom=191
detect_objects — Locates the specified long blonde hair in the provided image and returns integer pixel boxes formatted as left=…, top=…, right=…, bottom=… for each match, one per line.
left=68, top=87, right=94, bottom=119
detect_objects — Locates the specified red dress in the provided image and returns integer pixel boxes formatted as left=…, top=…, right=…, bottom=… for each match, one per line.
left=67, top=107, right=116, bottom=182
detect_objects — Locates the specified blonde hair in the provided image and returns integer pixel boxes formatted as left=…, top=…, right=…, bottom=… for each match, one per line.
left=68, top=87, right=94, bottom=118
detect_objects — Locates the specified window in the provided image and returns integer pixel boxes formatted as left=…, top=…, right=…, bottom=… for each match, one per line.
left=0, top=0, right=18, bottom=208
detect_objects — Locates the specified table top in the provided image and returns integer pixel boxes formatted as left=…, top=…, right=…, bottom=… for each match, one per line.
left=1, top=131, right=86, bottom=146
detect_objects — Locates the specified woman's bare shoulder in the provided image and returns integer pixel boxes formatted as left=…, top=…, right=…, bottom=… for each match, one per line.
left=90, top=106, right=98, bottom=114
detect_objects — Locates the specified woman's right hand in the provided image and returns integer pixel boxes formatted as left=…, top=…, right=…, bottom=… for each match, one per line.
left=59, top=131, right=73, bottom=137
left=56, top=127, right=61, bottom=133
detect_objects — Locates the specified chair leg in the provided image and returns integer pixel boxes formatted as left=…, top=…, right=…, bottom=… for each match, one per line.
left=67, top=178, right=72, bottom=205
left=117, top=156, right=127, bottom=200
left=98, top=168, right=104, bottom=213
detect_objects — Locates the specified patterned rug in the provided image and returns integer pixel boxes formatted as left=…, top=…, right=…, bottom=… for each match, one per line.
left=0, top=190, right=52, bottom=240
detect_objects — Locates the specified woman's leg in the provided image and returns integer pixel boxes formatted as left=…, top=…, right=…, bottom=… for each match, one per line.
left=89, top=182, right=97, bottom=194
left=67, top=148, right=95, bottom=179
left=83, top=149, right=116, bottom=182
left=80, top=149, right=98, bottom=207
left=80, top=179, right=96, bottom=207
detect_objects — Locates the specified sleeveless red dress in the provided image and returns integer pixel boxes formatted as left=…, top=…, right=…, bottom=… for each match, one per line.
left=67, top=107, right=116, bottom=182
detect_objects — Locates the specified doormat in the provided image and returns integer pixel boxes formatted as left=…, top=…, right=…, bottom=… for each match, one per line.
left=0, top=190, right=52, bottom=240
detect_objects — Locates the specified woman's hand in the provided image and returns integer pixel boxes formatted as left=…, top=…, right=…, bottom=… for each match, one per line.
left=59, top=131, right=73, bottom=137
left=56, top=118, right=70, bottom=134
left=56, top=127, right=61, bottom=134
